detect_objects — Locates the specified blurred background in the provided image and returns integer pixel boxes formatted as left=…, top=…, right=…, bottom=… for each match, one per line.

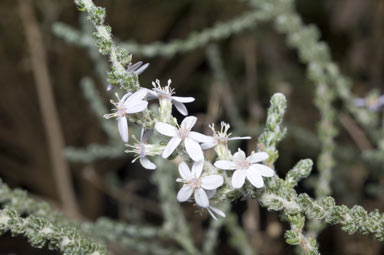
left=1, top=0, right=384, bottom=254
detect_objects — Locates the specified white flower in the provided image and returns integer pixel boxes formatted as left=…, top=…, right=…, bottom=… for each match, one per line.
left=214, top=149, right=275, bottom=189
left=104, top=89, right=148, bottom=142
left=127, top=61, right=149, bottom=76
left=354, top=94, right=384, bottom=112
left=155, top=116, right=210, bottom=161
left=147, top=79, right=195, bottom=116
left=201, top=122, right=251, bottom=150
left=125, top=128, right=156, bottom=170
left=176, top=161, right=223, bottom=208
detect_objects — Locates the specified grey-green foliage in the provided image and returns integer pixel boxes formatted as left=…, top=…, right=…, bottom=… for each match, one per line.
left=0, top=178, right=193, bottom=255
left=80, top=218, right=188, bottom=255
left=257, top=95, right=319, bottom=255
left=0, top=179, right=106, bottom=255
left=257, top=98, right=384, bottom=248
left=285, top=159, right=313, bottom=189
left=258, top=93, right=287, bottom=164
left=53, top=8, right=269, bottom=58
left=299, top=194, right=384, bottom=241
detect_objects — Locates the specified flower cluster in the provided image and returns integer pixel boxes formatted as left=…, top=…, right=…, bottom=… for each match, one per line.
left=104, top=70, right=275, bottom=219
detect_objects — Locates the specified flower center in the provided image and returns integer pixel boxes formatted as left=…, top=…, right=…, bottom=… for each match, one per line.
left=189, top=178, right=201, bottom=189
left=367, top=96, right=378, bottom=108
left=158, top=92, right=171, bottom=100
left=236, top=159, right=250, bottom=169
left=117, top=104, right=127, bottom=115
left=177, top=128, right=189, bottom=139
left=215, top=134, right=228, bottom=145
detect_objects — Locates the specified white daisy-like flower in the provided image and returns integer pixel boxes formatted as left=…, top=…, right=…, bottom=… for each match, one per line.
left=104, top=89, right=148, bottom=142
left=214, top=148, right=275, bottom=189
left=155, top=116, right=210, bottom=161
left=176, top=161, right=224, bottom=208
left=201, top=122, right=251, bottom=150
left=146, top=79, right=195, bottom=116
left=125, top=128, right=156, bottom=170
left=354, top=94, right=384, bottom=112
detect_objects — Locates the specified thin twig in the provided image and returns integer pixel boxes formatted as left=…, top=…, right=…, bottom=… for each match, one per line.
left=339, top=112, right=373, bottom=151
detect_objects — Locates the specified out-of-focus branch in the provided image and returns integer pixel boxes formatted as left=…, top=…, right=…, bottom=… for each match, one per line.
left=18, top=0, right=80, bottom=218
left=82, top=166, right=161, bottom=215
left=339, top=112, right=373, bottom=151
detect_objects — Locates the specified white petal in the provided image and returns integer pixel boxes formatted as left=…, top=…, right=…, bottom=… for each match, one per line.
left=172, top=96, right=195, bottom=103
left=232, top=170, right=246, bottom=188
left=201, top=175, right=223, bottom=190
left=125, top=88, right=147, bottom=104
left=125, top=100, right=148, bottom=113
left=140, top=157, right=156, bottom=170
left=209, top=206, right=226, bottom=218
left=354, top=98, right=366, bottom=107
left=146, top=89, right=159, bottom=100
left=173, top=101, right=188, bottom=116
left=117, top=117, right=128, bottom=142
left=214, top=160, right=236, bottom=170
left=207, top=208, right=218, bottom=221
left=194, top=188, right=209, bottom=208
left=378, top=95, right=384, bottom=104
left=177, top=185, right=194, bottom=202
left=250, top=164, right=275, bottom=177
left=178, top=161, right=193, bottom=180
left=127, top=61, right=142, bottom=72
left=189, top=131, right=212, bottom=143
left=180, top=116, right=197, bottom=130
left=162, top=137, right=182, bottom=159
left=155, top=122, right=178, bottom=137
left=141, top=128, right=153, bottom=143
left=370, top=104, right=381, bottom=112
left=246, top=169, right=264, bottom=188
left=205, top=189, right=216, bottom=199
left=201, top=142, right=217, bottom=150
left=134, top=63, right=149, bottom=75
left=184, top=137, right=204, bottom=161
left=121, top=92, right=132, bottom=102
left=228, top=136, right=251, bottom=141
left=233, top=149, right=246, bottom=161
left=248, top=152, right=269, bottom=163
left=191, top=160, right=204, bottom=178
